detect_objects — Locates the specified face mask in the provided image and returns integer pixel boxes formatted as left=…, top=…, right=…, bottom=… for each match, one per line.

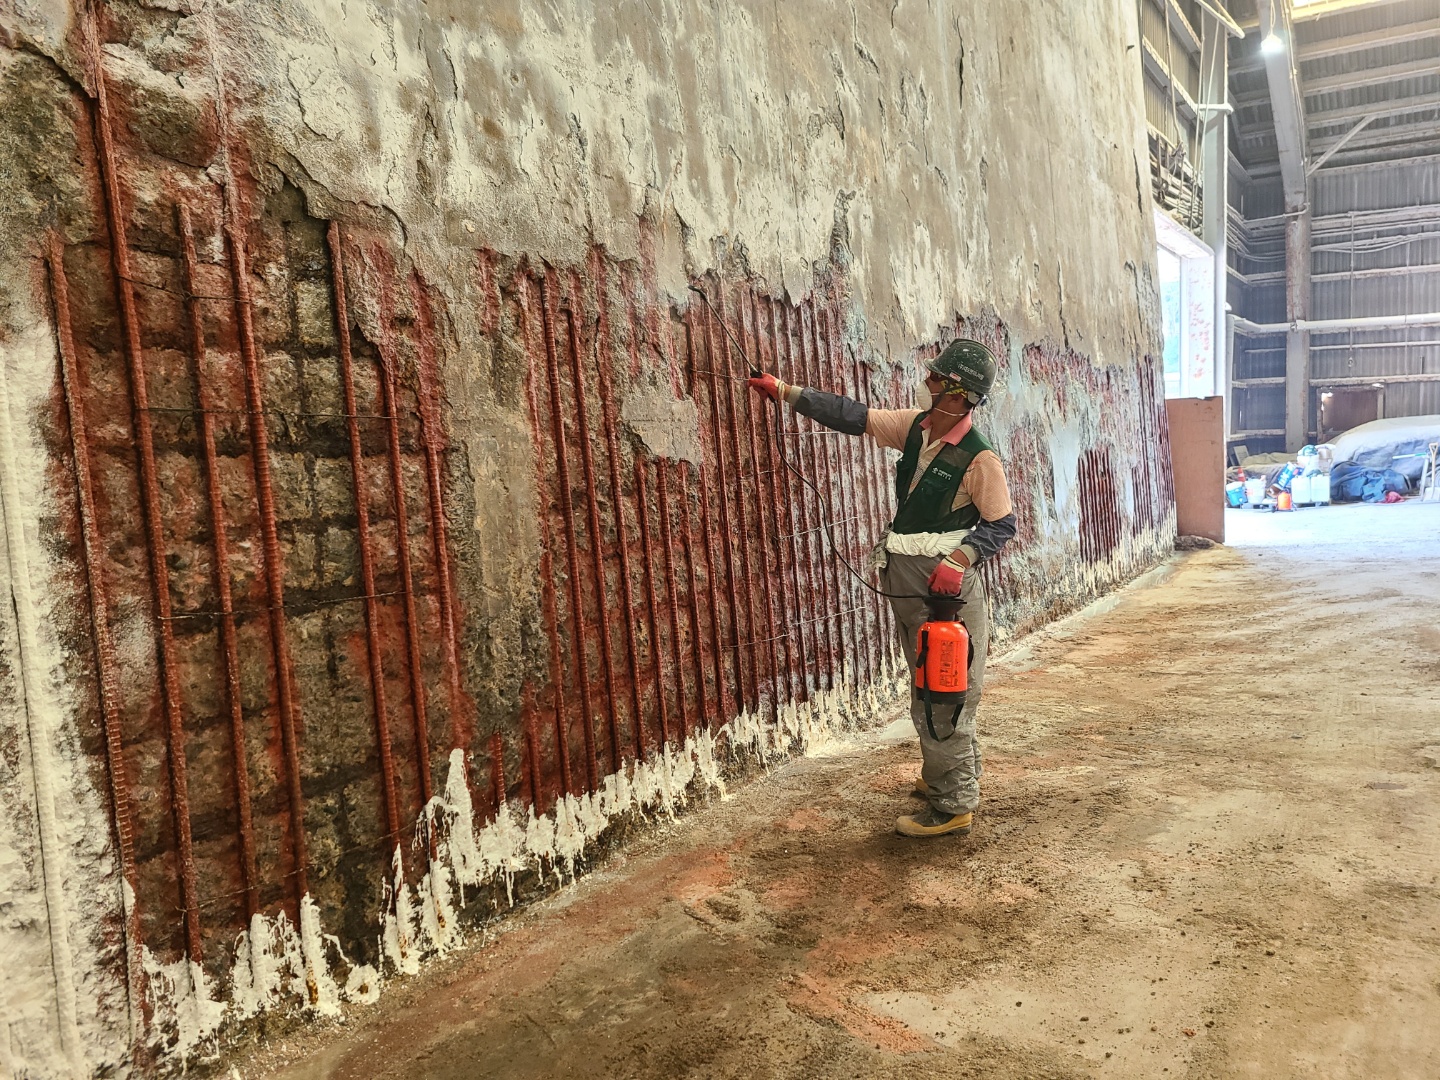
left=917, top=383, right=934, bottom=409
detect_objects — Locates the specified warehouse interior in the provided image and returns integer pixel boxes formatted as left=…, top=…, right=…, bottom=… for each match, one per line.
left=0, top=1, right=1437, bottom=1077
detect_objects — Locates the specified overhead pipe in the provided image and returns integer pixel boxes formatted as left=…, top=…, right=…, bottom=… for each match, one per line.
left=1234, top=311, right=1440, bottom=333
left=1194, top=0, right=1245, bottom=39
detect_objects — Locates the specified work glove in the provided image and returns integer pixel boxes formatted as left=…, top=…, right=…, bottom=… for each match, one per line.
left=926, top=555, right=966, bottom=596
left=747, top=372, right=786, bottom=401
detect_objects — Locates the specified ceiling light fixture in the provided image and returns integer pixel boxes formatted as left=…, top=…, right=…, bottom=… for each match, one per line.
left=1260, top=33, right=1285, bottom=55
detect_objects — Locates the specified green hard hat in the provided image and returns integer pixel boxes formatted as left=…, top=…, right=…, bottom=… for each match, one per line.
left=926, top=339, right=998, bottom=404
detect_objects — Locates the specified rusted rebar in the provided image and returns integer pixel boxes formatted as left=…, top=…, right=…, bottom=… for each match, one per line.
left=821, top=305, right=871, bottom=684
left=179, top=207, right=260, bottom=917
left=410, top=275, right=469, bottom=759
left=709, top=285, right=762, bottom=714
left=489, top=730, right=507, bottom=812
left=325, top=224, right=402, bottom=843
left=563, top=277, right=625, bottom=770
left=632, top=457, right=673, bottom=748
left=846, top=342, right=888, bottom=678
left=654, top=458, right=692, bottom=739
left=592, top=260, right=646, bottom=771
left=747, top=292, right=800, bottom=706
left=807, top=305, right=859, bottom=685
left=682, top=313, right=732, bottom=723
left=696, top=294, right=749, bottom=714
left=538, top=270, right=601, bottom=788
left=47, top=235, right=147, bottom=1028
left=764, top=298, right=814, bottom=703
left=86, top=22, right=203, bottom=960
left=646, top=287, right=703, bottom=737
left=518, top=274, right=573, bottom=798
left=786, top=303, right=839, bottom=690
left=373, top=269, right=434, bottom=807
left=214, top=175, right=311, bottom=907
left=732, top=287, right=784, bottom=721
left=676, top=459, right=713, bottom=730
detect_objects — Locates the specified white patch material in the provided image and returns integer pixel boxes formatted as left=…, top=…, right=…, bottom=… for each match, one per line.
left=141, top=951, right=227, bottom=1061
left=0, top=312, right=130, bottom=1077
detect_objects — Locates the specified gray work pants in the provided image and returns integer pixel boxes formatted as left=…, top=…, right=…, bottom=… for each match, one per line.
left=882, top=553, right=989, bottom=816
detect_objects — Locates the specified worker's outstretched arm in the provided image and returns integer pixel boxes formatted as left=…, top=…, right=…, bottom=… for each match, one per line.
left=948, top=451, right=1018, bottom=570
left=749, top=374, right=868, bottom=436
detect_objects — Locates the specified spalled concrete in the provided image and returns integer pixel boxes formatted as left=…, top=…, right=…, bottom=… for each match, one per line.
left=0, top=1, right=1170, bottom=1073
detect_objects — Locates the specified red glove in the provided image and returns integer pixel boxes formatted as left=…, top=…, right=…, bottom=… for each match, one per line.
left=747, top=373, right=784, bottom=401
left=927, top=556, right=965, bottom=596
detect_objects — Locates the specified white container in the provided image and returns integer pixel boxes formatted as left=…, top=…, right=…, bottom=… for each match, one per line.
left=1290, top=473, right=1312, bottom=504
left=1245, top=478, right=1265, bottom=506
left=1312, top=472, right=1331, bottom=505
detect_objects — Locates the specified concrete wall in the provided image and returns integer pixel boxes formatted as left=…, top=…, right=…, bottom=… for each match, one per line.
left=0, top=0, right=1170, bottom=1073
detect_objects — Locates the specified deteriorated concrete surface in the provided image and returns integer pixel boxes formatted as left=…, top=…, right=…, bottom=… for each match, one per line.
left=1, top=2, right=1173, bottom=1067
left=246, top=501, right=1440, bottom=1079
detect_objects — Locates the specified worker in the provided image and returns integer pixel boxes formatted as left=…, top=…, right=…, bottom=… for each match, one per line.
left=749, top=340, right=1016, bottom=837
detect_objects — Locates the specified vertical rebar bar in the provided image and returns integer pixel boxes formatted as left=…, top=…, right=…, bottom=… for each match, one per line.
left=676, top=459, right=713, bottom=730
left=765, top=298, right=814, bottom=703
left=696, top=295, right=749, bottom=713
left=776, top=302, right=827, bottom=693
left=594, top=261, right=647, bottom=768
left=325, top=224, right=402, bottom=844
left=709, top=286, right=762, bottom=714
left=807, top=305, right=858, bottom=686
left=682, top=313, right=732, bottom=722
left=749, top=293, right=800, bottom=706
left=217, top=188, right=311, bottom=909
left=654, top=458, right=692, bottom=739
left=848, top=344, right=889, bottom=679
left=734, top=287, right=784, bottom=720
left=563, top=281, right=626, bottom=769
left=632, top=457, right=672, bottom=748
left=787, top=304, right=839, bottom=689
left=538, top=270, right=602, bottom=787
left=85, top=26, right=203, bottom=958
left=179, top=208, right=260, bottom=916
left=488, top=730, right=507, bottom=812
left=821, top=305, right=870, bottom=685
left=409, top=276, right=469, bottom=758
left=518, top=275, right=574, bottom=798
left=46, top=236, right=147, bottom=1029
left=373, top=272, right=434, bottom=807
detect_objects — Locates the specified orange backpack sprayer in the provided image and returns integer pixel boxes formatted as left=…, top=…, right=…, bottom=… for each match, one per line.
left=914, top=595, right=971, bottom=740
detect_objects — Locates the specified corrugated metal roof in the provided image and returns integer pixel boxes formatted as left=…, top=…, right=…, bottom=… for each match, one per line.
left=1312, top=156, right=1440, bottom=212
left=1292, top=0, right=1440, bottom=44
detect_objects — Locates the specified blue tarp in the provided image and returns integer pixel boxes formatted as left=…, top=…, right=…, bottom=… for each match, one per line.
left=1329, top=461, right=1409, bottom=503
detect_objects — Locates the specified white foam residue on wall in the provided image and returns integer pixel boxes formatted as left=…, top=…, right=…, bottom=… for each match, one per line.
left=0, top=315, right=131, bottom=1078
left=122, top=642, right=904, bottom=1072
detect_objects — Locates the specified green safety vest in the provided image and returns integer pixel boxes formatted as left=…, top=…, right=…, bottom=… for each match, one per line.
left=891, top=414, right=995, bottom=535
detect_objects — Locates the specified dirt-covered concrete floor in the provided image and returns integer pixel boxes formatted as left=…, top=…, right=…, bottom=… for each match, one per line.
left=250, top=501, right=1440, bottom=1079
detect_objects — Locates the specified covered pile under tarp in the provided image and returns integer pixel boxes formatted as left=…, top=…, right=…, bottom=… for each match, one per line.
left=1330, top=415, right=1440, bottom=485
left=1330, top=461, right=1409, bottom=503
